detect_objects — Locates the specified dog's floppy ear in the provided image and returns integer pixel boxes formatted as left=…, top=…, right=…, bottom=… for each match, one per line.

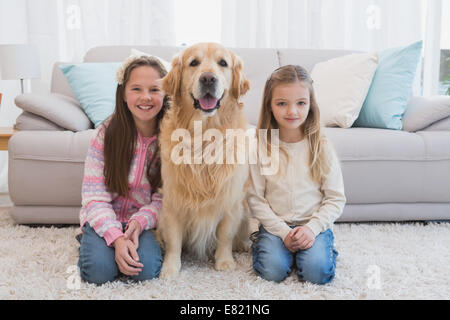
left=231, top=53, right=250, bottom=100
left=162, top=53, right=182, bottom=99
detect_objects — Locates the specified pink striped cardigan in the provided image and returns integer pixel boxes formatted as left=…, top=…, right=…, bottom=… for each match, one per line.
left=79, top=123, right=162, bottom=246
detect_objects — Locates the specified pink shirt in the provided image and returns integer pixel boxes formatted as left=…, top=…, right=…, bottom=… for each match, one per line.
left=79, top=124, right=162, bottom=246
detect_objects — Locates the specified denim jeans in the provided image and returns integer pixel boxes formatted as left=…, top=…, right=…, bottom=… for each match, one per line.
left=252, top=225, right=338, bottom=285
left=77, top=222, right=162, bottom=285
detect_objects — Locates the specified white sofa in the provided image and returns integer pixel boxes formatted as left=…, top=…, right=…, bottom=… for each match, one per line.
left=8, top=45, right=450, bottom=224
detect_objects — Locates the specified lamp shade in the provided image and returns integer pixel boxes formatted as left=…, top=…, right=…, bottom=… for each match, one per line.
left=0, top=44, right=41, bottom=80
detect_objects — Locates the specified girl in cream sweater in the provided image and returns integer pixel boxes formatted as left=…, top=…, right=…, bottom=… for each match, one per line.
left=247, top=65, right=346, bottom=285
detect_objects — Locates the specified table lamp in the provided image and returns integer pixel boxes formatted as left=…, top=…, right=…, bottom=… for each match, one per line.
left=0, top=44, right=41, bottom=94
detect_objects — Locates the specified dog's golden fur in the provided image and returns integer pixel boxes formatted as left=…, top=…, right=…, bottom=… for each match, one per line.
left=157, top=43, right=251, bottom=279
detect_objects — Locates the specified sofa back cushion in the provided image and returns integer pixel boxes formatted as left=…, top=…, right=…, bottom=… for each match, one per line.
left=83, top=45, right=279, bottom=126
left=49, top=46, right=375, bottom=127
left=278, top=48, right=359, bottom=72
left=51, top=62, right=77, bottom=98
left=229, top=48, right=279, bottom=125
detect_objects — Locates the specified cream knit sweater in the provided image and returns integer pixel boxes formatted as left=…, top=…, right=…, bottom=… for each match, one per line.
left=247, top=137, right=346, bottom=241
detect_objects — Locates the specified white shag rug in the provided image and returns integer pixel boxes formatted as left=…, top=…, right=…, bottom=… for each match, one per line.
left=0, top=207, right=449, bottom=300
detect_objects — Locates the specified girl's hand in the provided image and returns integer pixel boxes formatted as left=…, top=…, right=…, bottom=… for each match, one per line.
left=283, top=229, right=298, bottom=253
left=112, top=236, right=144, bottom=276
left=290, top=226, right=315, bottom=251
left=124, top=219, right=142, bottom=249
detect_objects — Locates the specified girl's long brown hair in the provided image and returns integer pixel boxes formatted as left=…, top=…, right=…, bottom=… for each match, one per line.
left=257, top=65, right=330, bottom=183
left=102, top=56, right=169, bottom=197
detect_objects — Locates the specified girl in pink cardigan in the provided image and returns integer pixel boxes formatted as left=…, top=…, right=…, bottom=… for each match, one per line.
left=77, top=55, right=169, bottom=284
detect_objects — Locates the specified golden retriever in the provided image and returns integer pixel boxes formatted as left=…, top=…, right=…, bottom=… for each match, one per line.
left=157, top=43, right=251, bottom=279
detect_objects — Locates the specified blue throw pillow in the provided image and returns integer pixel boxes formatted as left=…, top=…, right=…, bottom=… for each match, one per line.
left=59, top=62, right=121, bottom=128
left=353, top=41, right=422, bottom=130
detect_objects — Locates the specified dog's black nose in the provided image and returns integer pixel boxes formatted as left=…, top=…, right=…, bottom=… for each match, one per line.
left=200, top=72, right=217, bottom=87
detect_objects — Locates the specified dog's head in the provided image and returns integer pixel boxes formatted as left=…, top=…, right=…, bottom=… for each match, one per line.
left=162, top=43, right=249, bottom=116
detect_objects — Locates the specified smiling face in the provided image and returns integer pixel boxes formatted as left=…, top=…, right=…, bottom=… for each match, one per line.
left=162, top=43, right=249, bottom=118
left=124, top=65, right=164, bottom=135
left=271, top=81, right=311, bottom=141
left=185, top=43, right=233, bottom=115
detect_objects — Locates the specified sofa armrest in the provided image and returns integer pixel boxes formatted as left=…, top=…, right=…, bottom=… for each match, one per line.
left=15, top=111, right=65, bottom=131
left=8, top=130, right=94, bottom=206
left=14, top=93, right=93, bottom=132
left=402, top=95, right=450, bottom=132
left=420, top=116, right=450, bottom=131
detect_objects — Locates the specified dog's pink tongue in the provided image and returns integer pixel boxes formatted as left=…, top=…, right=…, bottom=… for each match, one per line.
left=199, top=95, right=218, bottom=110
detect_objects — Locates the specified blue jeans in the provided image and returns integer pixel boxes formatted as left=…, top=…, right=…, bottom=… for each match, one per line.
left=252, top=226, right=338, bottom=285
left=77, top=222, right=162, bottom=285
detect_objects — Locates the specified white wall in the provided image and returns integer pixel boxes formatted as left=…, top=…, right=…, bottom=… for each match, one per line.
left=0, top=0, right=29, bottom=123
left=0, top=0, right=28, bottom=192
left=0, top=0, right=60, bottom=192
left=0, top=0, right=176, bottom=193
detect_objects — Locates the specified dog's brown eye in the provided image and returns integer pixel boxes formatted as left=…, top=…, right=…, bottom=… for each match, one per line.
left=218, top=59, right=228, bottom=67
left=190, top=59, right=199, bottom=67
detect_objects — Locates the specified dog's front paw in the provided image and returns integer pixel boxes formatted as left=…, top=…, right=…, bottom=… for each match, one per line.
left=215, top=257, right=236, bottom=271
left=160, top=260, right=181, bottom=280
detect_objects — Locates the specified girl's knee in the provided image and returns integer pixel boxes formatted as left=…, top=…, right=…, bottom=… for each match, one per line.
left=254, top=265, right=290, bottom=283
left=253, top=254, right=291, bottom=283
left=78, top=256, right=118, bottom=285
left=78, top=231, right=118, bottom=285
left=133, top=253, right=162, bottom=281
left=132, top=262, right=161, bottom=282
left=297, top=258, right=336, bottom=285
left=252, top=229, right=292, bottom=283
left=134, top=230, right=163, bottom=281
left=296, top=230, right=338, bottom=285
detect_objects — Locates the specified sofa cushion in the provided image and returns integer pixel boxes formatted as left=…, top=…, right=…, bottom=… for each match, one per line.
left=339, top=203, right=450, bottom=222
left=15, top=111, right=65, bottom=131
left=324, top=127, right=450, bottom=204
left=9, top=126, right=450, bottom=206
left=353, top=41, right=422, bottom=130
left=311, top=53, right=378, bottom=128
left=59, top=62, right=121, bottom=128
left=14, top=93, right=93, bottom=131
left=402, top=96, right=450, bottom=132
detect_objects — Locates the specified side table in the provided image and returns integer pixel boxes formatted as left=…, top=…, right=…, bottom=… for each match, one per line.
left=0, top=127, right=16, bottom=151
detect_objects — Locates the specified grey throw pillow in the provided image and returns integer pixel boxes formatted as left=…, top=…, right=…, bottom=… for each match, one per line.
left=402, top=96, right=450, bottom=132
left=14, top=93, right=93, bottom=132
left=421, top=116, right=450, bottom=131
